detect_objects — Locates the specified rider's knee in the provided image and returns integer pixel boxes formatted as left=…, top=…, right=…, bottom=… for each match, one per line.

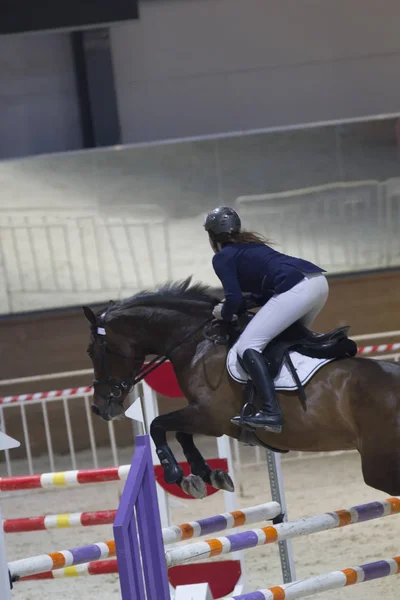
left=236, top=342, right=246, bottom=359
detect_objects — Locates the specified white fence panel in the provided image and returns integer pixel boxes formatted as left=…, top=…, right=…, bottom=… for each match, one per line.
left=236, top=180, right=385, bottom=273
left=0, top=177, right=400, bottom=315
left=0, top=387, right=138, bottom=478
left=380, top=177, right=400, bottom=266
left=0, top=207, right=172, bottom=314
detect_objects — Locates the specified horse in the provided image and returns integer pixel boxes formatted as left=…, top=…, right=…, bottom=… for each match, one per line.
left=83, top=278, right=400, bottom=499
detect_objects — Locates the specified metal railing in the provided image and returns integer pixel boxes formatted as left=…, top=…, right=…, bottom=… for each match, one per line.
left=0, top=207, right=172, bottom=314
left=236, top=178, right=400, bottom=273
left=0, top=384, right=139, bottom=478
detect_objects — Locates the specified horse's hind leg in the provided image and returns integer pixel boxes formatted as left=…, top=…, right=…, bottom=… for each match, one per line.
left=360, top=441, right=400, bottom=496
left=175, top=432, right=234, bottom=498
left=358, top=417, right=400, bottom=496
left=150, top=405, right=234, bottom=500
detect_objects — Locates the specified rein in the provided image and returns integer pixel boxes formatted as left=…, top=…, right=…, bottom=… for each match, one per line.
left=93, top=316, right=213, bottom=400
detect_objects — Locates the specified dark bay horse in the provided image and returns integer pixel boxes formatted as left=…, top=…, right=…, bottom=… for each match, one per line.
left=83, top=278, right=400, bottom=499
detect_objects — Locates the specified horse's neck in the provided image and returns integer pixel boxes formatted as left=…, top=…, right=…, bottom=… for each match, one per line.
left=125, top=309, right=207, bottom=360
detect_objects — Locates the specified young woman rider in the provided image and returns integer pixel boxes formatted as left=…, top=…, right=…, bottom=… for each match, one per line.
left=204, top=206, right=328, bottom=433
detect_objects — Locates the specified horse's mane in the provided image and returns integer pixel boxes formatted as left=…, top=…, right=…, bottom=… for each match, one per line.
left=103, top=277, right=219, bottom=318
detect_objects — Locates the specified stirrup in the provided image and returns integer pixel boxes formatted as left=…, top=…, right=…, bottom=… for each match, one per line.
left=231, top=403, right=283, bottom=434
left=231, top=403, right=258, bottom=432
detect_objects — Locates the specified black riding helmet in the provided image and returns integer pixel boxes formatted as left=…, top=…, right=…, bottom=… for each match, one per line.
left=204, top=206, right=241, bottom=240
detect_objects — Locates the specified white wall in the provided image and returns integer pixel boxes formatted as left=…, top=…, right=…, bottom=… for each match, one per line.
left=2, top=1, right=400, bottom=158
left=0, top=33, right=82, bottom=159
left=111, top=0, right=400, bottom=143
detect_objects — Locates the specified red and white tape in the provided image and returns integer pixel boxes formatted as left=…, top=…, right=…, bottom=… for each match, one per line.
left=357, top=343, right=400, bottom=355
left=0, top=387, right=92, bottom=405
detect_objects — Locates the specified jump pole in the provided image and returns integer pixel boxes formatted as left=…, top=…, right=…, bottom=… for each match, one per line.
left=224, top=555, right=400, bottom=600
left=8, top=540, right=116, bottom=580
left=164, top=497, right=400, bottom=567
left=3, top=501, right=281, bottom=538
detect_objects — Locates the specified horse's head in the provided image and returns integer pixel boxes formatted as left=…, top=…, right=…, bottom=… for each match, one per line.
left=83, top=278, right=219, bottom=420
left=83, top=305, right=146, bottom=421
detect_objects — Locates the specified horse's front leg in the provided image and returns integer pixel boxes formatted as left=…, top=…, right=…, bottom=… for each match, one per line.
left=175, top=431, right=234, bottom=498
left=149, top=405, right=234, bottom=499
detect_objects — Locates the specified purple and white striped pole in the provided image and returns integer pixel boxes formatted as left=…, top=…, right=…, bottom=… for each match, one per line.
left=9, top=540, right=116, bottom=580
left=165, top=497, right=400, bottom=567
left=224, top=556, right=400, bottom=599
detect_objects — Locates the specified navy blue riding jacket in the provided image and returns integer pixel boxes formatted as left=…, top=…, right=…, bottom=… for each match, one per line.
left=212, top=243, right=324, bottom=322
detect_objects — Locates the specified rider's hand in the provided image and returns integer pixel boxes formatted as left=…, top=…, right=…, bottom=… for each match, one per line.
left=212, top=302, right=224, bottom=320
left=212, top=302, right=238, bottom=322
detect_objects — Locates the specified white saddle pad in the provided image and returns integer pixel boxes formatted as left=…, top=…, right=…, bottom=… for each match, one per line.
left=227, top=345, right=335, bottom=390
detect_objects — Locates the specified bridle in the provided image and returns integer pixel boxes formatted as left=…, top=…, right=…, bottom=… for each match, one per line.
left=92, top=325, right=144, bottom=401
left=92, top=315, right=213, bottom=404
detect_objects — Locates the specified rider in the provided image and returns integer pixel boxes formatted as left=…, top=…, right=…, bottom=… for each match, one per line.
left=204, top=206, right=328, bottom=433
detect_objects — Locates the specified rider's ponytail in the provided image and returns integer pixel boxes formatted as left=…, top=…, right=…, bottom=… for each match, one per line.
left=223, top=230, right=273, bottom=246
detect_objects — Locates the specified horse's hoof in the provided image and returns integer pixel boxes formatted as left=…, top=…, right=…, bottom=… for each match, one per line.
left=181, top=474, right=207, bottom=499
left=210, top=469, right=235, bottom=493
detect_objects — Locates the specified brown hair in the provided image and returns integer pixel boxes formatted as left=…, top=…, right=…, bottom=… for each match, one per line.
left=227, top=230, right=272, bottom=245
left=208, top=229, right=274, bottom=251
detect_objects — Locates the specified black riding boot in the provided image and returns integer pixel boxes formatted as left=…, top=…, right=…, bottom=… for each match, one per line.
left=232, top=349, right=283, bottom=433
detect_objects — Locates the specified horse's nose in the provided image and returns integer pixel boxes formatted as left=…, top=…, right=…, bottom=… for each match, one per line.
left=91, top=405, right=101, bottom=417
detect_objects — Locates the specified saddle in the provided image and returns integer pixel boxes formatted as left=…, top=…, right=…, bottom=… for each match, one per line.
left=205, top=313, right=358, bottom=407
left=257, top=320, right=357, bottom=378
left=204, top=313, right=357, bottom=454
left=207, top=312, right=356, bottom=359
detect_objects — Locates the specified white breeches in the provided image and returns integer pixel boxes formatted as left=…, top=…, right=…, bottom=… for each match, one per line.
left=236, top=273, right=329, bottom=358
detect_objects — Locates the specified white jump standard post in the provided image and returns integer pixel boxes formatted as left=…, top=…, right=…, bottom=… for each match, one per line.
left=0, top=431, right=20, bottom=599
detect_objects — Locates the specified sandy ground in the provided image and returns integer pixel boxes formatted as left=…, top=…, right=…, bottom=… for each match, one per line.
left=3, top=437, right=400, bottom=600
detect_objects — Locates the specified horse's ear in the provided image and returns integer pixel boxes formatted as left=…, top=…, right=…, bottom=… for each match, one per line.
left=107, top=300, right=115, bottom=309
left=82, top=306, right=97, bottom=325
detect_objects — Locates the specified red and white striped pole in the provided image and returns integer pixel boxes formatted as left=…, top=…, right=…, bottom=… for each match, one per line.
left=0, top=465, right=130, bottom=493
left=18, top=558, right=118, bottom=580
left=2, top=510, right=118, bottom=533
